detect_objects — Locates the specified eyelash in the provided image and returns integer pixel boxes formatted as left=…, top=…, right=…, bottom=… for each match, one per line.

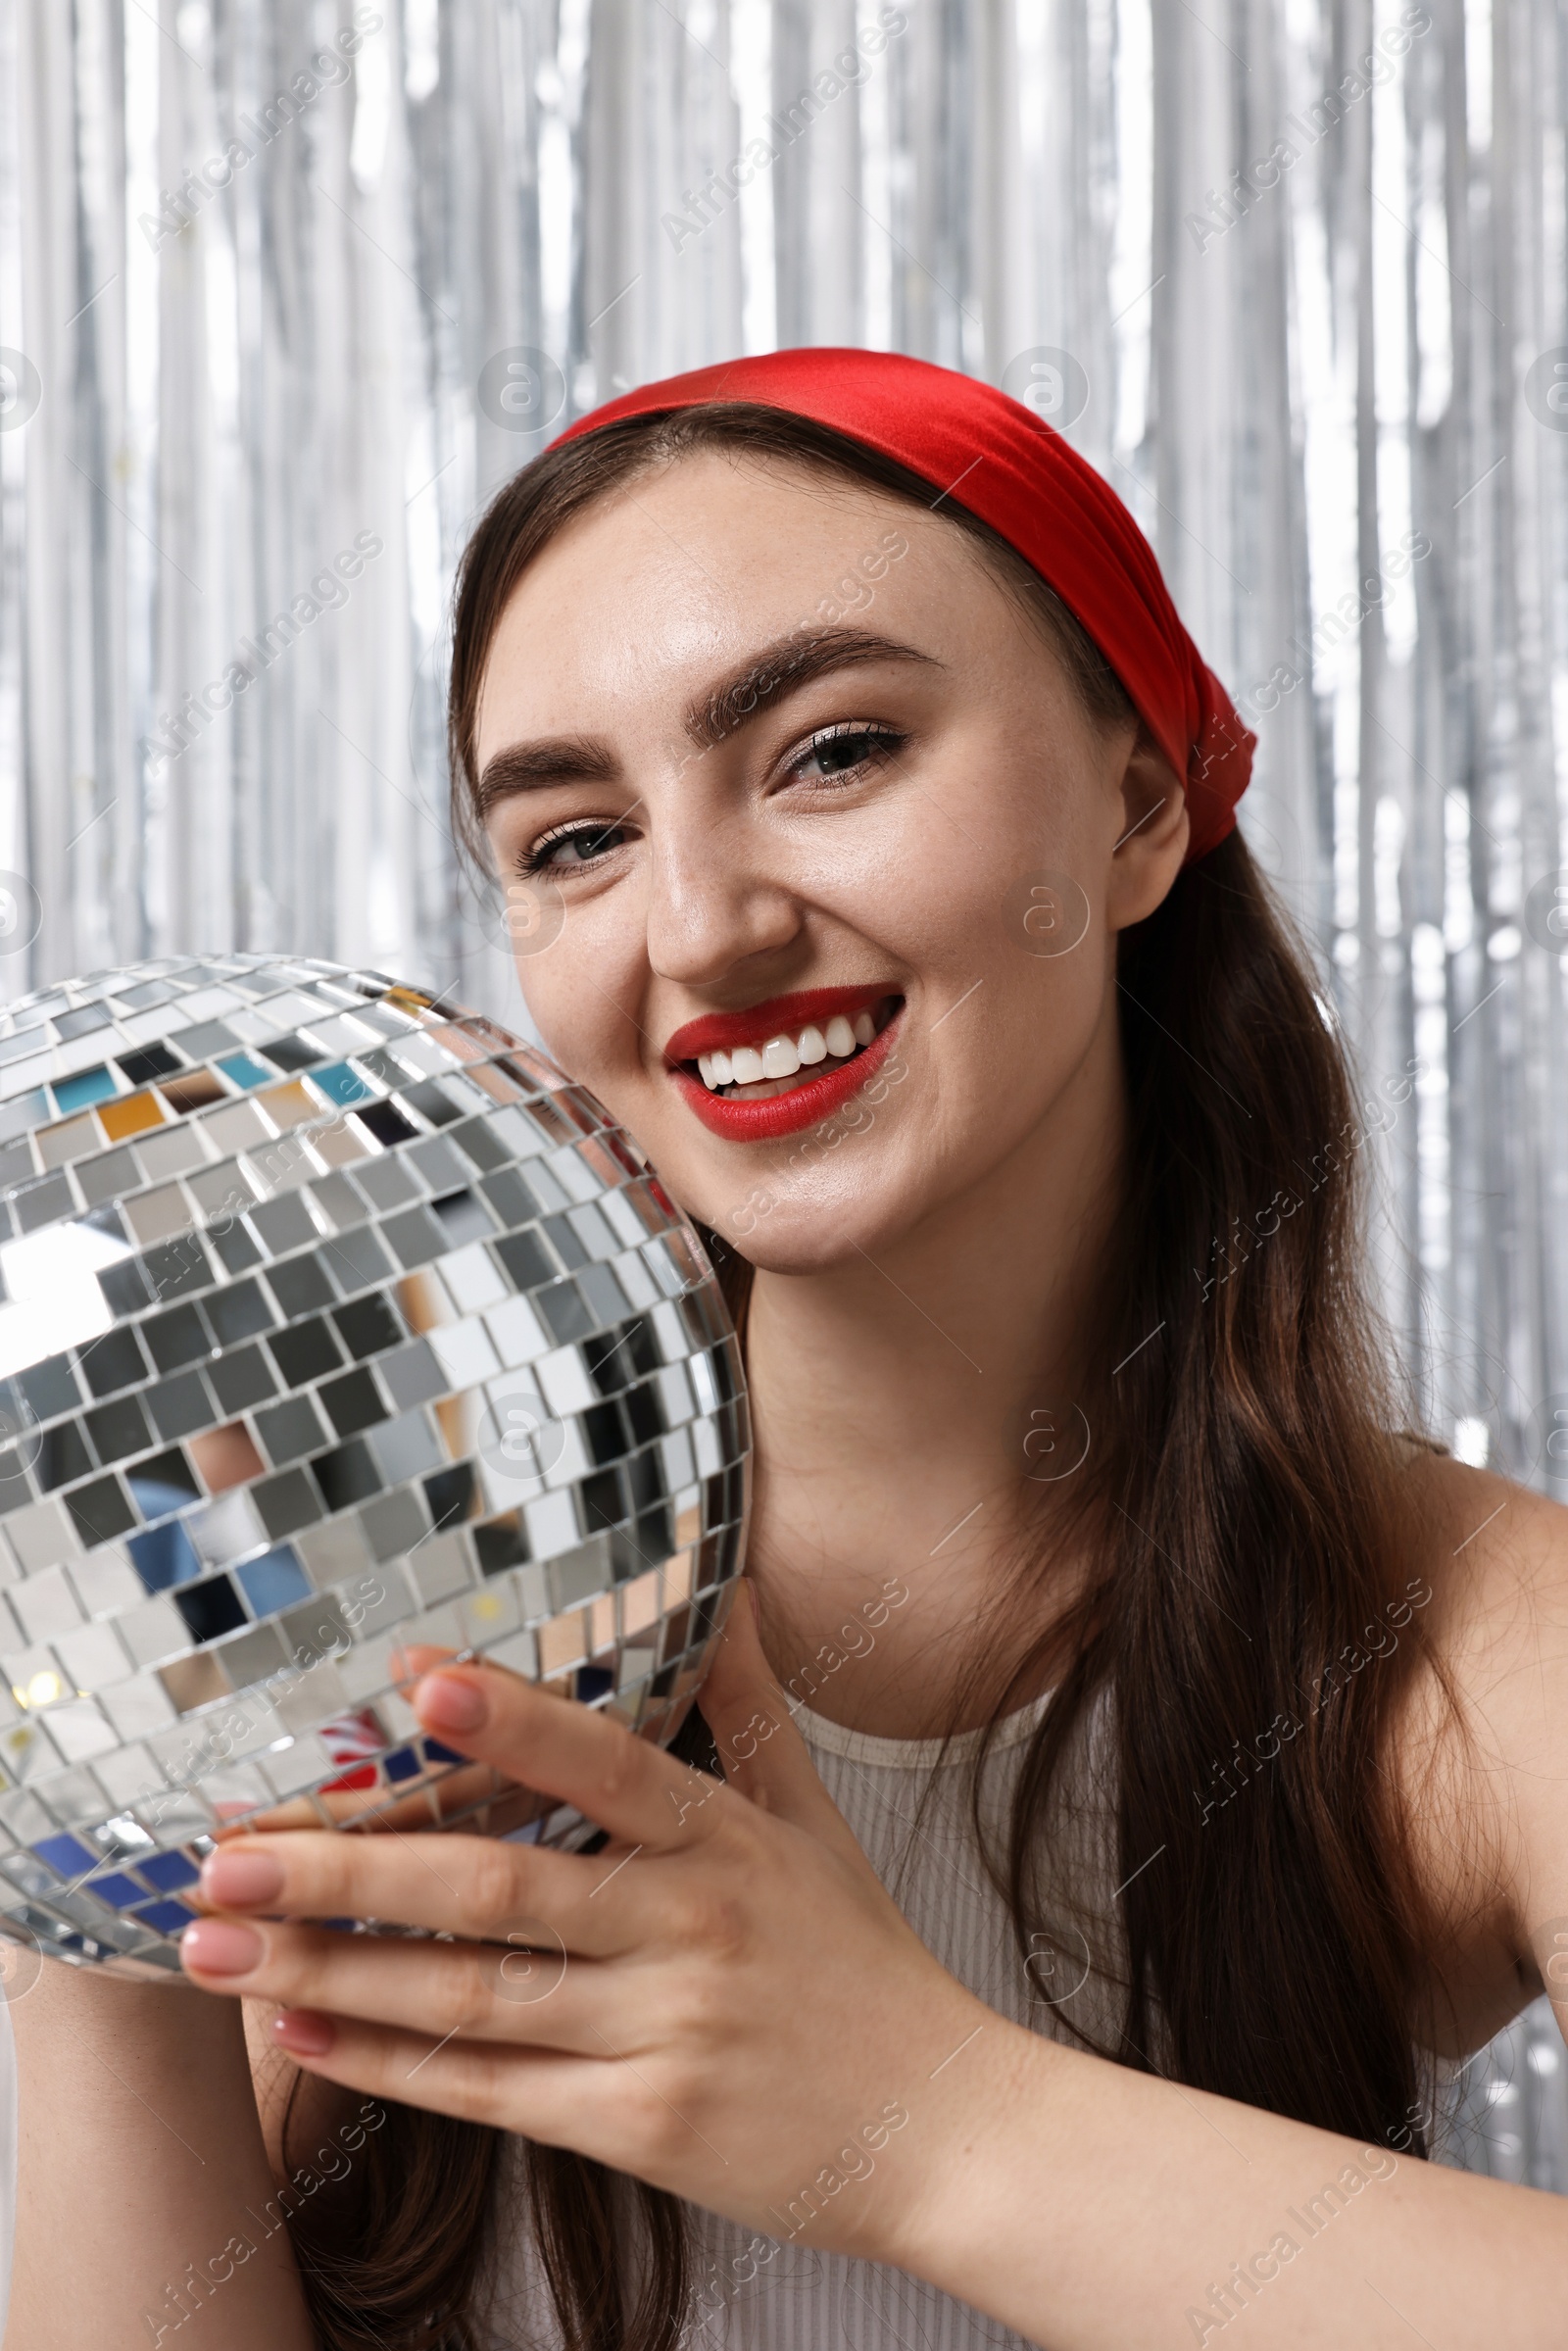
left=786, top=720, right=905, bottom=786
left=515, top=722, right=905, bottom=878
left=518, top=820, right=627, bottom=878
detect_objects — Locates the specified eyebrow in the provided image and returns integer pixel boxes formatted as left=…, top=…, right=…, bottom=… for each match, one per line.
left=474, top=735, right=619, bottom=818
left=682, top=625, right=940, bottom=752
left=474, top=625, right=939, bottom=814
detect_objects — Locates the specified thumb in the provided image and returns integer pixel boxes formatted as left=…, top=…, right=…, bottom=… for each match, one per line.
left=699, top=1582, right=875, bottom=1870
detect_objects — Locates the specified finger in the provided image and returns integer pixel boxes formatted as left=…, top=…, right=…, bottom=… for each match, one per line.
left=219, top=1643, right=547, bottom=1842
left=191, top=1820, right=655, bottom=1954
left=406, top=1643, right=746, bottom=1854
left=698, top=1584, right=875, bottom=1867
left=220, top=1756, right=543, bottom=1840
left=268, top=2005, right=598, bottom=2139
left=387, top=1640, right=465, bottom=1688
left=180, top=1913, right=612, bottom=2055
left=261, top=2007, right=721, bottom=2188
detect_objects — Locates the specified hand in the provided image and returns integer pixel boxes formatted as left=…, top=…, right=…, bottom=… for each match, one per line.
left=179, top=1587, right=995, bottom=2267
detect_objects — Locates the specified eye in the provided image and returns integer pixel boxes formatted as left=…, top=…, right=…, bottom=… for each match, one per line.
left=520, top=819, right=628, bottom=876
left=787, top=722, right=904, bottom=787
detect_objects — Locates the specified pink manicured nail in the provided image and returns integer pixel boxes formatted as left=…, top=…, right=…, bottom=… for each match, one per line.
left=415, top=1672, right=487, bottom=1732
left=201, top=1849, right=284, bottom=1909
left=181, top=1918, right=265, bottom=1976
left=271, top=2009, right=336, bottom=2057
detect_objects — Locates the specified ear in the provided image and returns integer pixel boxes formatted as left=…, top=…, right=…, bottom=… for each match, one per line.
left=1103, top=728, right=1189, bottom=933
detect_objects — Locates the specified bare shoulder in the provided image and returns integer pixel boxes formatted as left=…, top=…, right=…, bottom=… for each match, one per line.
left=1388, top=1444, right=1568, bottom=2055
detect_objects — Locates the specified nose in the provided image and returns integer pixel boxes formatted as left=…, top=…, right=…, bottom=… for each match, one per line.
left=641, top=792, right=804, bottom=992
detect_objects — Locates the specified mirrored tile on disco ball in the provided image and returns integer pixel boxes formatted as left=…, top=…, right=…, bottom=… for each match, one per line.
left=0, top=958, right=748, bottom=1976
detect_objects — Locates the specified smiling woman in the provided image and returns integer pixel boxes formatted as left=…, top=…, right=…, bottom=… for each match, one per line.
left=12, top=354, right=1568, bottom=2351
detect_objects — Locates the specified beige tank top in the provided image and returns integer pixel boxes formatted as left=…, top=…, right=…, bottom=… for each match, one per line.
left=479, top=1684, right=1129, bottom=2349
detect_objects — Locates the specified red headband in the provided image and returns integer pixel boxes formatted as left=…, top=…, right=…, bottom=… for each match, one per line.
left=554, top=349, right=1251, bottom=862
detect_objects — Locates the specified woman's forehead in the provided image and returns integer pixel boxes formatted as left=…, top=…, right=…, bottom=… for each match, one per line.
left=506, top=450, right=929, bottom=614
left=474, top=454, right=989, bottom=751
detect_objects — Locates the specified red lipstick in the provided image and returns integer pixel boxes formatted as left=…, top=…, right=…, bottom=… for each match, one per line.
left=666, top=994, right=906, bottom=1143
left=662, top=984, right=893, bottom=1066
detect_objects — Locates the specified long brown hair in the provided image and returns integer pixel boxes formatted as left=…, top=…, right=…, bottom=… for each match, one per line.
left=287, top=405, right=1448, bottom=2347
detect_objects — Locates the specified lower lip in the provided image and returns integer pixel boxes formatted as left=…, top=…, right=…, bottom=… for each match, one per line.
left=670, top=1007, right=905, bottom=1142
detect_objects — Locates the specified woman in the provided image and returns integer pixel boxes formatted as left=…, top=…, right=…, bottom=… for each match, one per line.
left=9, top=350, right=1567, bottom=2351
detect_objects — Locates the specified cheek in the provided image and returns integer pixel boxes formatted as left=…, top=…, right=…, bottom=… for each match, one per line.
left=926, top=918, right=1111, bottom=1146
left=861, top=731, right=1099, bottom=964
left=513, top=938, right=642, bottom=1092
left=870, top=804, right=1103, bottom=1053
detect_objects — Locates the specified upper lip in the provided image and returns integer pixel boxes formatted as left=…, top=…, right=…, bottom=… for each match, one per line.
left=662, top=984, right=899, bottom=1065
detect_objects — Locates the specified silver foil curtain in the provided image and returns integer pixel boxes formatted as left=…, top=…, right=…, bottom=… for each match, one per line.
left=3, top=0, right=1568, bottom=2179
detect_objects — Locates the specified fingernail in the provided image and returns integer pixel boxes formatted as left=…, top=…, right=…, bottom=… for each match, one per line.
left=271, top=2009, right=336, bottom=2057
left=181, top=1918, right=265, bottom=1977
left=391, top=1642, right=457, bottom=1686
left=416, top=1672, right=488, bottom=1733
left=201, top=1849, right=284, bottom=1909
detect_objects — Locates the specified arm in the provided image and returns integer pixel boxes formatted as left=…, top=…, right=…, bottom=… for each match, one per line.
left=899, top=1456, right=1568, bottom=2348
left=174, top=1593, right=1568, bottom=2351
left=887, top=2015, right=1557, bottom=2346
left=4, top=1965, right=317, bottom=2351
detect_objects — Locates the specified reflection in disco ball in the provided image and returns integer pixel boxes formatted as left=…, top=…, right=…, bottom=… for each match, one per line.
left=0, top=958, right=748, bottom=1977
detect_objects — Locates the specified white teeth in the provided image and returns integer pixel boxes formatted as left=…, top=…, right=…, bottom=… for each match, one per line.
left=695, top=1004, right=892, bottom=1091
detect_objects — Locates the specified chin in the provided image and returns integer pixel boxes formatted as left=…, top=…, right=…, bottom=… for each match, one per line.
left=616, top=1069, right=947, bottom=1273
left=715, top=1219, right=863, bottom=1279
left=682, top=1163, right=916, bottom=1279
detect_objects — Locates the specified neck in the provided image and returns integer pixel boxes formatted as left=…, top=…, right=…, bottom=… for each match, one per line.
left=739, top=1025, right=1127, bottom=1739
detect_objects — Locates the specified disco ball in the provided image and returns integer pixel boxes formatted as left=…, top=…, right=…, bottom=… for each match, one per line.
left=0, top=956, right=748, bottom=1979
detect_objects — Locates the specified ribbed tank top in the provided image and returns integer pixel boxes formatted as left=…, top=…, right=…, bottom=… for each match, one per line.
left=480, top=1684, right=1130, bottom=2349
